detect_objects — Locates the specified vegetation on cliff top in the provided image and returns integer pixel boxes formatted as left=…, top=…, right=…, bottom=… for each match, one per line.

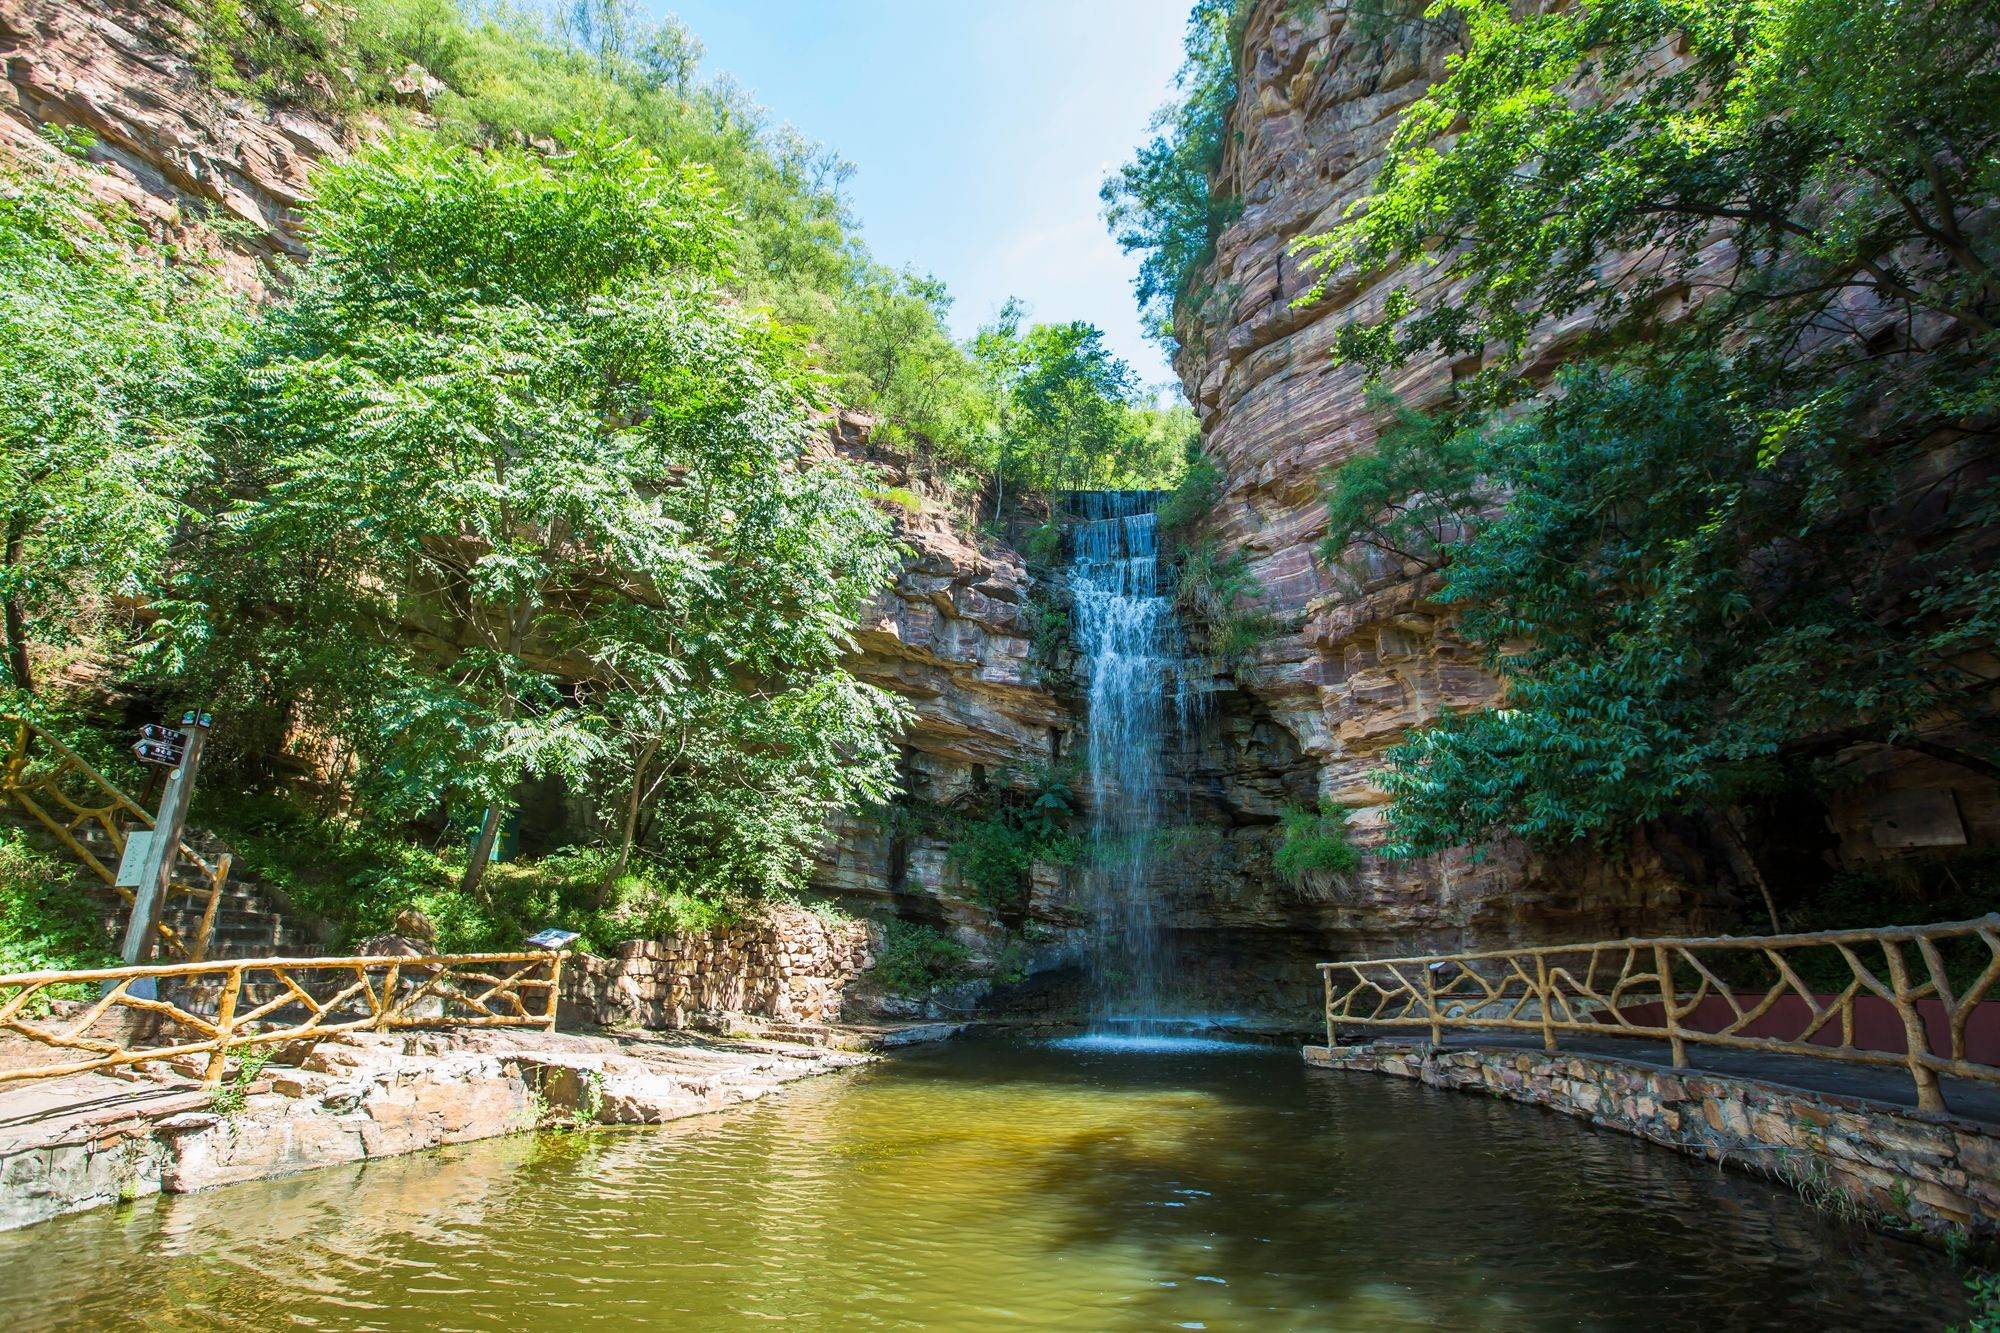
left=1305, top=0, right=2000, bottom=866
left=1, top=1, right=1200, bottom=954
left=179, top=0, right=1188, bottom=502
left=2, top=128, right=907, bottom=949
left=1102, top=0, right=1245, bottom=352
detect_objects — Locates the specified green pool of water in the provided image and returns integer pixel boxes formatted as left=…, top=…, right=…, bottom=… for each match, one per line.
left=0, top=1035, right=1966, bottom=1329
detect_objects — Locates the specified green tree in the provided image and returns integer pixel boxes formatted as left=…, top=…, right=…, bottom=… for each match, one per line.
left=996, top=321, right=1143, bottom=494
left=170, top=131, right=908, bottom=902
left=1305, top=0, right=2000, bottom=870
left=1101, top=0, right=1245, bottom=349
left=0, top=134, right=241, bottom=696
left=825, top=268, right=1002, bottom=489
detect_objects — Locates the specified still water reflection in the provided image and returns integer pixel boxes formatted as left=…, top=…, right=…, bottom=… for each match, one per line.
left=0, top=1035, right=1963, bottom=1329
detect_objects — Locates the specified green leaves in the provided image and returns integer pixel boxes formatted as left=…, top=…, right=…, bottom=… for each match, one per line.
left=1102, top=0, right=1245, bottom=349
left=171, top=133, right=908, bottom=906
left=0, top=138, right=243, bottom=693
left=1292, top=0, right=2000, bottom=860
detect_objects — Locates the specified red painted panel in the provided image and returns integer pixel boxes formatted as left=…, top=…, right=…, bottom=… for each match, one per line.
left=1599, top=995, right=2000, bottom=1064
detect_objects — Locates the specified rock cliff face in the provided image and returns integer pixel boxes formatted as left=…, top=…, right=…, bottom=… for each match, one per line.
left=1160, top=0, right=1730, bottom=1007
left=0, top=0, right=337, bottom=294
left=809, top=423, right=1083, bottom=962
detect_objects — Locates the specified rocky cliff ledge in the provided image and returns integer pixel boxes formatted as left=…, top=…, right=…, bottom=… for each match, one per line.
left=812, top=424, right=1081, bottom=962
left=1162, top=0, right=1727, bottom=992
left=0, top=0, right=338, bottom=292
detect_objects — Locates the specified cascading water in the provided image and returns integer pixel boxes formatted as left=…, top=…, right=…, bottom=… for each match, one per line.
left=1064, top=490, right=1196, bottom=1036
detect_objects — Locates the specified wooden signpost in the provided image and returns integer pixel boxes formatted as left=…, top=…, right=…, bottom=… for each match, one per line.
left=119, top=711, right=210, bottom=967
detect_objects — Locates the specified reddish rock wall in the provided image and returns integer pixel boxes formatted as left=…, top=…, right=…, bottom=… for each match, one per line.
left=1161, top=1, right=1734, bottom=1000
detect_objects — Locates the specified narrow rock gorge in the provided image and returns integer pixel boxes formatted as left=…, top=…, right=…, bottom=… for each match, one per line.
left=7, top=0, right=1992, bottom=1032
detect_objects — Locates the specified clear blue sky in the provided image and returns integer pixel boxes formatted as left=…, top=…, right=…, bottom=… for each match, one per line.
left=645, top=1, right=1189, bottom=391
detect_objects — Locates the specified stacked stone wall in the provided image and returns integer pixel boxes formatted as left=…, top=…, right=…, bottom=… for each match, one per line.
left=1307, top=1043, right=2000, bottom=1242
left=560, top=905, right=874, bottom=1030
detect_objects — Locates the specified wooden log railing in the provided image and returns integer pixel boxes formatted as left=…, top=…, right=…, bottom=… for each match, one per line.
left=1319, top=915, right=2000, bottom=1114
left=0, top=952, right=567, bottom=1089
left=0, top=715, right=230, bottom=961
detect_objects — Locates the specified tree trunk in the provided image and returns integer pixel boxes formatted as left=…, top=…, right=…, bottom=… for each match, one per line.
left=1708, top=805, right=1782, bottom=933
left=461, top=800, right=503, bottom=896
left=3, top=518, right=32, bottom=694
left=609, top=734, right=662, bottom=890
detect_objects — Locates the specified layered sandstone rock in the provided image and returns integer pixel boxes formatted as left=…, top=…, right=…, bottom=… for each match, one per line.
left=0, top=0, right=344, bottom=293
left=1161, top=0, right=1729, bottom=1002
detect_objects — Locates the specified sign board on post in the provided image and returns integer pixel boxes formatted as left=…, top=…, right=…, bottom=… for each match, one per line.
left=113, top=831, right=153, bottom=889
left=132, top=724, right=188, bottom=767
left=119, top=712, right=210, bottom=966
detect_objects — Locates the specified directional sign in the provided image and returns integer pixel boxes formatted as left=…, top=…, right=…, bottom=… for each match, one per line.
left=133, top=723, right=188, bottom=767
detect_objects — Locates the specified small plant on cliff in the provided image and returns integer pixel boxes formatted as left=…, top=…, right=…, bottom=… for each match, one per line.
left=1955, top=1272, right=2000, bottom=1333
left=1022, top=585, right=1075, bottom=686
left=1021, top=521, right=1064, bottom=569
left=1158, top=448, right=1223, bottom=539
left=1273, top=801, right=1360, bottom=886
left=1173, top=539, right=1278, bottom=670
left=872, top=920, right=972, bottom=996
left=946, top=764, right=1082, bottom=917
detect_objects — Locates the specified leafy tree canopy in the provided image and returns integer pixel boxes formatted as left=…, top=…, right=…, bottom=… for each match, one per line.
left=1101, top=0, right=1245, bottom=351
left=164, top=133, right=909, bottom=901
left=1307, top=0, right=2000, bottom=860
left=0, top=132, right=243, bottom=697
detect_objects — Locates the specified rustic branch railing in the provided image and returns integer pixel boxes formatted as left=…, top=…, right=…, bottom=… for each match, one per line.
left=0, top=715, right=229, bottom=961
left=0, top=952, right=566, bottom=1089
left=1319, top=915, right=2000, bottom=1114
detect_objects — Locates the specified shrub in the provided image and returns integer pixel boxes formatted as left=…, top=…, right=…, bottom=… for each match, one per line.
left=1021, top=584, right=1074, bottom=685
left=1158, top=449, right=1222, bottom=538
left=193, top=793, right=735, bottom=955
left=1173, top=538, right=1279, bottom=669
left=1021, top=520, right=1064, bottom=568
left=945, top=763, right=1081, bottom=916
left=0, top=830, right=117, bottom=1003
left=872, top=920, right=971, bottom=995
left=1273, top=801, right=1360, bottom=886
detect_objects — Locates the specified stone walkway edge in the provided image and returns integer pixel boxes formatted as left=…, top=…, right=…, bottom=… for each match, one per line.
left=0, top=1022, right=963, bottom=1233
left=1305, top=1039, right=2000, bottom=1244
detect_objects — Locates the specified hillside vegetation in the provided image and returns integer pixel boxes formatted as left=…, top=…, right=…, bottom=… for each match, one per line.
left=0, top=0, right=1189, bottom=952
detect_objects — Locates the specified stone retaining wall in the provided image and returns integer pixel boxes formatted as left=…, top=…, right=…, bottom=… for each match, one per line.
left=1305, top=1042, right=2000, bottom=1242
left=559, top=904, right=874, bottom=1030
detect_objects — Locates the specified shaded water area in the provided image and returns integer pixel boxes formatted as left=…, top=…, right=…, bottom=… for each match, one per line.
left=0, top=1035, right=1963, bottom=1329
left=1066, top=490, right=1194, bottom=1027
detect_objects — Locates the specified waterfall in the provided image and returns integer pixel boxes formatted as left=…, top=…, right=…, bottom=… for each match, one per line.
left=1065, top=490, right=1190, bottom=1030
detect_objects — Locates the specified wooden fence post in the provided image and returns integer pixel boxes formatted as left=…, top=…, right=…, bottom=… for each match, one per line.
left=1534, top=953, right=1557, bottom=1053
left=202, top=965, right=243, bottom=1088
left=1653, top=945, right=1687, bottom=1068
left=545, top=952, right=566, bottom=1031
left=188, top=854, right=229, bottom=965
left=375, top=962, right=401, bottom=1031
left=1880, top=940, right=1948, bottom=1114
left=1322, top=967, right=1334, bottom=1051
left=1424, top=964, right=1443, bottom=1049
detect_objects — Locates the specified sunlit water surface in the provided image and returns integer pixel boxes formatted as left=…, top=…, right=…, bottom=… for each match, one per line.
left=0, top=1036, right=1964, bottom=1330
